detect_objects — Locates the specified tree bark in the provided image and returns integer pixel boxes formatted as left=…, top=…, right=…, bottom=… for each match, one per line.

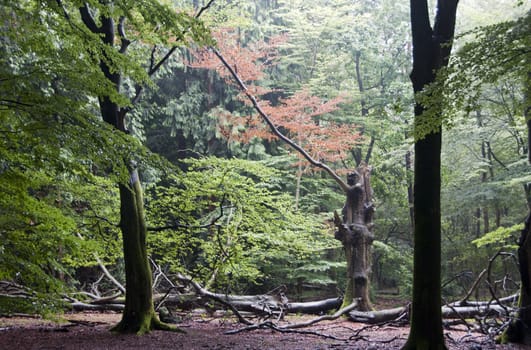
left=501, top=184, right=531, bottom=344
left=499, top=54, right=531, bottom=347
left=111, top=169, right=174, bottom=334
left=334, top=164, right=375, bottom=311
left=403, top=1, right=458, bottom=349
left=78, top=4, right=171, bottom=334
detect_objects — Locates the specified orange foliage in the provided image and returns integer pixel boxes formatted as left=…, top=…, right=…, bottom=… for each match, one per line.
left=190, top=29, right=361, bottom=172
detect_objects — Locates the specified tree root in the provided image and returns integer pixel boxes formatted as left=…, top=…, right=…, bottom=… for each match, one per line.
left=111, top=312, right=185, bottom=335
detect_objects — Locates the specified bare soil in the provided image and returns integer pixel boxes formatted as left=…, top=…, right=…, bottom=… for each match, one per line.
left=0, top=311, right=529, bottom=350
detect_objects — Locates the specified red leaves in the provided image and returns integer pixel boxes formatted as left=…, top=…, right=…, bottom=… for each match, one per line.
left=190, top=29, right=361, bottom=172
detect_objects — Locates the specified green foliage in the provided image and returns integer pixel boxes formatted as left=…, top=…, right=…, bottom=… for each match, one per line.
left=472, top=224, right=522, bottom=249
left=0, top=107, right=132, bottom=313
left=414, top=9, right=530, bottom=140
left=146, top=157, right=340, bottom=293
left=372, top=240, right=413, bottom=296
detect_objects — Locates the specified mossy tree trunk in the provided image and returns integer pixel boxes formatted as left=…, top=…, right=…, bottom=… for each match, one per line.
left=334, top=164, right=374, bottom=311
left=78, top=4, right=174, bottom=334
left=402, top=1, right=458, bottom=349
left=110, top=169, right=176, bottom=334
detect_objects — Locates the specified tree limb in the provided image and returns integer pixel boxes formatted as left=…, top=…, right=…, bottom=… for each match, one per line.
left=79, top=3, right=99, bottom=33
left=211, top=48, right=349, bottom=192
left=281, top=300, right=359, bottom=329
left=176, top=273, right=254, bottom=325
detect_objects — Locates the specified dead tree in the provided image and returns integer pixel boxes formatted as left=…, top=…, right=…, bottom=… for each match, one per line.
left=334, top=164, right=375, bottom=310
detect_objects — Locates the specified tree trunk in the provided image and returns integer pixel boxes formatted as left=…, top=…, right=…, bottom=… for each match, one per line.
left=78, top=4, right=171, bottom=334
left=501, top=60, right=531, bottom=346
left=334, top=164, right=374, bottom=311
left=403, top=1, right=458, bottom=349
left=501, top=185, right=531, bottom=344
left=405, top=147, right=415, bottom=230
left=111, top=168, right=174, bottom=333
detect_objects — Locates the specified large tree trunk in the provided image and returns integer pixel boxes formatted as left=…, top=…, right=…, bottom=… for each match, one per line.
left=334, top=163, right=374, bottom=311
left=111, top=168, right=173, bottom=333
left=498, top=55, right=531, bottom=347
left=78, top=4, right=170, bottom=334
left=501, top=185, right=531, bottom=344
left=403, top=1, right=458, bottom=349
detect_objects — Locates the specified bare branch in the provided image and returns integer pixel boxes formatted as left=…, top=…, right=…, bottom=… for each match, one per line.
left=281, top=300, right=359, bottom=329
left=458, top=268, right=487, bottom=305
left=176, top=273, right=254, bottom=325
left=127, top=0, right=216, bottom=111
left=79, top=3, right=99, bottom=33
left=117, top=16, right=131, bottom=54
left=194, top=0, right=216, bottom=18
left=75, top=232, right=125, bottom=294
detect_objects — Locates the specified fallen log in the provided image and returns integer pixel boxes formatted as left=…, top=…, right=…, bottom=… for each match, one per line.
left=174, top=273, right=341, bottom=316
left=347, top=304, right=514, bottom=324
left=349, top=306, right=408, bottom=324
left=286, top=298, right=342, bottom=314
left=70, top=301, right=124, bottom=311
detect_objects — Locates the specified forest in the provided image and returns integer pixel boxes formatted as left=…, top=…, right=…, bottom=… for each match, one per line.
left=0, top=0, right=530, bottom=349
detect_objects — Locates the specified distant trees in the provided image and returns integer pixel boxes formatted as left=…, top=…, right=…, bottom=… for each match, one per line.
left=446, top=10, right=531, bottom=345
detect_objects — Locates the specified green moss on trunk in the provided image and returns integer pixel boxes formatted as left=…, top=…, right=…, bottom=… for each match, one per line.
left=111, top=172, right=182, bottom=334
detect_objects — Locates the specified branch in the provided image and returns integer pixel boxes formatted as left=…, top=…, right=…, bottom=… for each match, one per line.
left=176, top=273, right=253, bottom=325
left=211, top=48, right=349, bottom=193
left=457, top=268, right=487, bottom=305
left=148, top=195, right=227, bottom=232
left=79, top=2, right=99, bottom=33
left=75, top=232, right=125, bottom=294
left=94, top=254, right=125, bottom=294
left=117, top=16, right=131, bottom=54
left=281, top=300, right=358, bottom=329
left=194, top=0, right=216, bottom=18
left=225, top=321, right=346, bottom=340
left=126, top=0, right=216, bottom=112
left=148, top=0, right=216, bottom=76
left=488, top=147, right=509, bottom=170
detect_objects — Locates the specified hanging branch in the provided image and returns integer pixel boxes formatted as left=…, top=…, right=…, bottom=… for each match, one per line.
left=147, top=0, right=216, bottom=75
left=211, top=48, right=349, bottom=193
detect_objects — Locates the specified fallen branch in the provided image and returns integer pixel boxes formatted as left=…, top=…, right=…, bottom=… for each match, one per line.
left=70, top=301, right=124, bottom=311
left=225, top=320, right=347, bottom=341
left=281, top=300, right=359, bottom=329
left=349, top=306, right=408, bottom=324
left=176, top=273, right=253, bottom=325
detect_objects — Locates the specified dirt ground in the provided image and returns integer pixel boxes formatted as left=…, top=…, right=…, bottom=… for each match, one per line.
left=0, top=311, right=530, bottom=350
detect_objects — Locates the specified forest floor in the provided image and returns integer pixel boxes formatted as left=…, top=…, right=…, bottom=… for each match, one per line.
left=0, top=310, right=529, bottom=350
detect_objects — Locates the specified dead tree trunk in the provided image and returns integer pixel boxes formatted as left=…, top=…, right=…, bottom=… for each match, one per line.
left=334, top=163, right=375, bottom=311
